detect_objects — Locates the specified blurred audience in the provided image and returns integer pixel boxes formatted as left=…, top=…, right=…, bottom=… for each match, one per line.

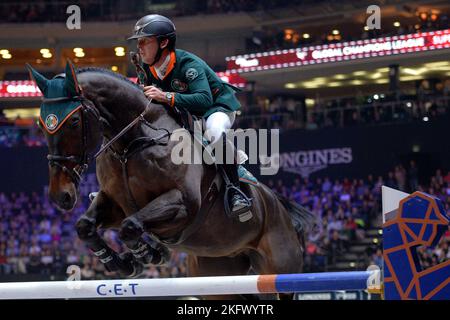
left=1, top=164, right=448, bottom=280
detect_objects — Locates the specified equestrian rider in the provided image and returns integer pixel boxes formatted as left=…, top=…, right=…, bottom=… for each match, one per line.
left=128, top=14, right=252, bottom=217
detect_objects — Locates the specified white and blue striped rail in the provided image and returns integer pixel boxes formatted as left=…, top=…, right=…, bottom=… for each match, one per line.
left=0, top=271, right=381, bottom=299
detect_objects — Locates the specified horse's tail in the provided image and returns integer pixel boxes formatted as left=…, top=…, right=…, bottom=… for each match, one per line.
left=275, top=192, right=317, bottom=245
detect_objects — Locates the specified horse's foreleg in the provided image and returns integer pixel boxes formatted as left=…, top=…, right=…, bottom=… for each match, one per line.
left=119, top=189, right=188, bottom=266
left=75, top=191, right=137, bottom=276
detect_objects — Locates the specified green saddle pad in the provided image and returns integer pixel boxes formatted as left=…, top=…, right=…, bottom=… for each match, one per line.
left=237, top=165, right=258, bottom=186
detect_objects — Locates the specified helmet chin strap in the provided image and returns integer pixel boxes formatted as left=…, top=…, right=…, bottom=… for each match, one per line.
left=148, top=38, right=165, bottom=67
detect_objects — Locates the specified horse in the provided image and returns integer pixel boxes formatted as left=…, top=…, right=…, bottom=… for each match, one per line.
left=27, top=61, right=315, bottom=299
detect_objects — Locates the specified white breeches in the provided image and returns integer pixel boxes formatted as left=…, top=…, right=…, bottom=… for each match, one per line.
left=205, top=111, right=236, bottom=144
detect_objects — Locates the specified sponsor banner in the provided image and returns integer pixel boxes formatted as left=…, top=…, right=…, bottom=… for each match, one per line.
left=279, top=147, right=353, bottom=178
left=0, top=81, right=42, bottom=98
left=226, top=29, right=450, bottom=73
left=296, top=290, right=372, bottom=300
left=0, top=73, right=247, bottom=98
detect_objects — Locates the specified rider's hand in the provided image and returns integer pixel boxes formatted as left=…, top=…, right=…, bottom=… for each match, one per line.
left=143, top=86, right=166, bottom=103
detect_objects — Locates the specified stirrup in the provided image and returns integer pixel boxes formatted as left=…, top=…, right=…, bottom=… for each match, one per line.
left=224, top=185, right=253, bottom=222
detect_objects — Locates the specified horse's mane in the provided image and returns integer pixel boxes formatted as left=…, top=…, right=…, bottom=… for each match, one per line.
left=77, top=67, right=142, bottom=90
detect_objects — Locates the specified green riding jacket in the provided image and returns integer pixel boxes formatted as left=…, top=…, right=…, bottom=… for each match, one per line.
left=143, top=49, right=241, bottom=118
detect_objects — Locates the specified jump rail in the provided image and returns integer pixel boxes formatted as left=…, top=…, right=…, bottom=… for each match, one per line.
left=0, top=271, right=381, bottom=300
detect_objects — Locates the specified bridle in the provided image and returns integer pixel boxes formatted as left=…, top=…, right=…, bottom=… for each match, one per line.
left=43, top=95, right=101, bottom=187
left=42, top=95, right=171, bottom=191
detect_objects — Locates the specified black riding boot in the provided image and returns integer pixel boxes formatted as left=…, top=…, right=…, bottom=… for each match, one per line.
left=217, top=134, right=253, bottom=222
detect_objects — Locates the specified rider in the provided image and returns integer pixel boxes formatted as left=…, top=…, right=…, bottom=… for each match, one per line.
left=128, top=14, right=252, bottom=218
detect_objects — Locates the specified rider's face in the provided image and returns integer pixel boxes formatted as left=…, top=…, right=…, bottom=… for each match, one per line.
left=137, top=36, right=159, bottom=65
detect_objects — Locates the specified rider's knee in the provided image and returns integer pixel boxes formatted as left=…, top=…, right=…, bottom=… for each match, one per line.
left=205, top=111, right=232, bottom=144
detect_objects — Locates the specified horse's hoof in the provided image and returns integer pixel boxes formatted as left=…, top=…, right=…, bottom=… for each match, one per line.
left=153, top=244, right=171, bottom=266
left=119, top=252, right=143, bottom=278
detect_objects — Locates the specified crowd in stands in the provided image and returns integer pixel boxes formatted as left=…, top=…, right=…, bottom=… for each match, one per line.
left=0, top=173, right=189, bottom=280
left=0, top=0, right=309, bottom=23
left=0, top=163, right=448, bottom=280
left=3, top=1, right=449, bottom=54
left=0, top=125, right=46, bottom=148
left=245, top=11, right=449, bottom=53
left=236, top=83, right=450, bottom=130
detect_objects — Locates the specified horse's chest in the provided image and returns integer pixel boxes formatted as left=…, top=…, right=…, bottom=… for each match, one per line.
left=98, top=157, right=173, bottom=213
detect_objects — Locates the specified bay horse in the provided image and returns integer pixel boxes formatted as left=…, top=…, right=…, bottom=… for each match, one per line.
left=28, top=61, right=315, bottom=299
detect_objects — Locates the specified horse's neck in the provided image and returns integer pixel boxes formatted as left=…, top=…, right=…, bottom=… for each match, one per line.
left=81, top=73, right=177, bottom=149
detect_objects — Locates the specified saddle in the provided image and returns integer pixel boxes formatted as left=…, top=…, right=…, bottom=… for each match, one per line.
left=166, top=104, right=258, bottom=187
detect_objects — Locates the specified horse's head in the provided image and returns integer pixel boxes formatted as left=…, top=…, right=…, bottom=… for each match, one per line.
left=27, top=61, right=103, bottom=211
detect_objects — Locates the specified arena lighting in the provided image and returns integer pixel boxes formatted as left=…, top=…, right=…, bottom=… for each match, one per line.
left=406, top=102, right=412, bottom=108
left=332, top=29, right=340, bottom=35
left=2, top=53, right=12, bottom=59
left=419, top=12, right=428, bottom=21
left=400, top=75, right=423, bottom=81
left=3, top=108, right=39, bottom=120
left=370, top=72, right=382, bottom=79
left=305, top=98, right=315, bottom=107
left=75, top=51, right=85, bottom=58
left=73, top=47, right=84, bottom=53
left=423, top=116, right=429, bottom=122
left=377, top=67, right=389, bottom=73
left=284, top=83, right=296, bottom=89
left=328, top=82, right=341, bottom=87
left=303, top=84, right=319, bottom=89
left=0, top=49, right=9, bottom=55
left=334, top=74, right=347, bottom=80
left=284, top=29, right=295, bottom=41
left=393, top=21, right=401, bottom=27
left=424, top=61, right=449, bottom=68
left=364, top=26, right=369, bottom=31
left=39, top=49, right=50, bottom=54
left=303, top=33, right=310, bottom=39
left=373, top=94, right=379, bottom=100
left=351, top=80, right=364, bottom=85
left=114, top=47, right=126, bottom=57
left=353, top=71, right=366, bottom=76
left=42, top=53, right=52, bottom=59
left=111, top=66, right=118, bottom=72
left=402, top=68, right=419, bottom=75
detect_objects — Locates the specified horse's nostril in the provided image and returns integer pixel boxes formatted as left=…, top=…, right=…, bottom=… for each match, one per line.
left=60, top=192, right=72, bottom=206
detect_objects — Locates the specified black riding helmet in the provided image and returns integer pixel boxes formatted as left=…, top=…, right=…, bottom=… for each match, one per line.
left=128, top=14, right=176, bottom=66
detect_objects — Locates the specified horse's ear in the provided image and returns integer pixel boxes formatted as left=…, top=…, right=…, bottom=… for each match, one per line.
left=64, top=60, right=82, bottom=97
left=26, top=63, right=49, bottom=96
